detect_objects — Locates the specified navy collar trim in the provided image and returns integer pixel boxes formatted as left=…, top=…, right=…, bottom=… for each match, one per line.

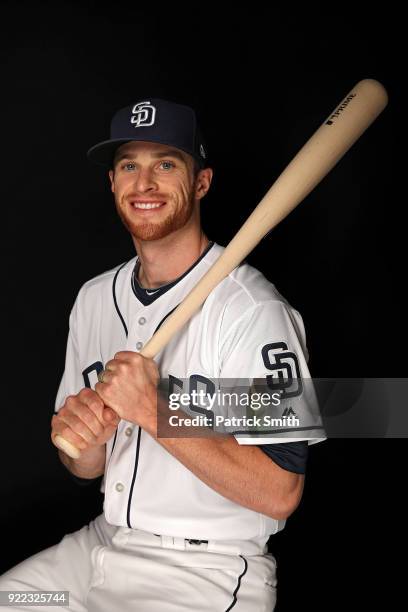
left=131, top=241, right=215, bottom=306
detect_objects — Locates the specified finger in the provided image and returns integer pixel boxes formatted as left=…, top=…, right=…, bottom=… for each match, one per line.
left=95, top=380, right=111, bottom=403
left=102, top=407, right=120, bottom=426
left=70, top=393, right=106, bottom=430
left=97, top=368, right=114, bottom=385
left=113, top=351, right=140, bottom=362
left=77, top=388, right=105, bottom=415
left=77, top=387, right=103, bottom=404
left=80, top=398, right=120, bottom=431
left=51, top=417, right=91, bottom=451
left=104, top=359, right=120, bottom=371
left=70, top=404, right=106, bottom=437
left=55, top=411, right=99, bottom=445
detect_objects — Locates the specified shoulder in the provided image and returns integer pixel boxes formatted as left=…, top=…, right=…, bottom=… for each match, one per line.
left=207, top=243, right=302, bottom=326
left=203, top=244, right=308, bottom=360
left=74, top=258, right=136, bottom=308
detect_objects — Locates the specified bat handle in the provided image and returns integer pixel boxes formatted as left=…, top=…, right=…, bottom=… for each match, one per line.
left=53, top=434, right=82, bottom=459
left=52, top=344, right=154, bottom=459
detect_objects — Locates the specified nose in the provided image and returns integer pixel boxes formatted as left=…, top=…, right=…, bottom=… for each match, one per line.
left=133, top=167, right=158, bottom=193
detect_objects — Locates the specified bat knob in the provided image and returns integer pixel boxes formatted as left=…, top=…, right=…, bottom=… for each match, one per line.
left=53, top=434, right=81, bottom=459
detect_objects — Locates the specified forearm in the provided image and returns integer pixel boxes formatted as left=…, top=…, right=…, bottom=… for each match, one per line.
left=58, top=444, right=106, bottom=479
left=154, top=433, right=303, bottom=520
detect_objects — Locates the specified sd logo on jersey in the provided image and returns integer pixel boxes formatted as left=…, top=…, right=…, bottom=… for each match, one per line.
left=261, top=342, right=303, bottom=399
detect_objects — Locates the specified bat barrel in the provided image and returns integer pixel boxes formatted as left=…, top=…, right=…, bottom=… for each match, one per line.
left=142, top=79, right=388, bottom=359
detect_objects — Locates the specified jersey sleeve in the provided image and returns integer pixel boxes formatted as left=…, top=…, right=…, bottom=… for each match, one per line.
left=54, top=298, right=84, bottom=414
left=218, top=299, right=326, bottom=446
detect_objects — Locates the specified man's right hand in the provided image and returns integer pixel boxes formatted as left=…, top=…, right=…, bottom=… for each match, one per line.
left=51, top=388, right=120, bottom=454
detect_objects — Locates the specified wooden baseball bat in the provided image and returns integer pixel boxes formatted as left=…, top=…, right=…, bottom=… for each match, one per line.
left=54, top=79, right=388, bottom=459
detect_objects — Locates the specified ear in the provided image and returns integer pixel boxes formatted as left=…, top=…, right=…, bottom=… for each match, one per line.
left=108, top=169, right=115, bottom=193
left=195, top=168, right=213, bottom=201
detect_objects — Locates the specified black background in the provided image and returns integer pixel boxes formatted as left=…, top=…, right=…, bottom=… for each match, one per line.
left=0, top=2, right=404, bottom=610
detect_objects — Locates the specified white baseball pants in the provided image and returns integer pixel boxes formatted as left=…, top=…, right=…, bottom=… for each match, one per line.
left=0, top=513, right=277, bottom=611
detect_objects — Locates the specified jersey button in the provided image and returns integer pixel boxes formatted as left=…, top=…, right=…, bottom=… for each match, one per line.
left=125, top=427, right=133, bottom=437
left=115, top=482, right=125, bottom=492
left=138, top=317, right=146, bottom=325
left=136, top=341, right=143, bottom=350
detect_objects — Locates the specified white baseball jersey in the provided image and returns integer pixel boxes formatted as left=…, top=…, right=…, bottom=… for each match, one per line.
left=55, top=241, right=325, bottom=543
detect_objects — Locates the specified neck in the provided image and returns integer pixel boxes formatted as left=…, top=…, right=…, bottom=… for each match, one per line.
left=133, top=226, right=210, bottom=289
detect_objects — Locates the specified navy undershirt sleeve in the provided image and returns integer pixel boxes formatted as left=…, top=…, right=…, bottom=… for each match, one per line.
left=258, top=441, right=309, bottom=474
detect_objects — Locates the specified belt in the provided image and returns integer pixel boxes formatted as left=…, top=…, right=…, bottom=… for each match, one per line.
left=119, top=528, right=265, bottom=555
left=154, top=534, right=208, bottom=545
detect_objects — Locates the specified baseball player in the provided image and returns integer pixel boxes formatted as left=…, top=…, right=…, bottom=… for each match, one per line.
left=0, top=98, right=325, bottom=611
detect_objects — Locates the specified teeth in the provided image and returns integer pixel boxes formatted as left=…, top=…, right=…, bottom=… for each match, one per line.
left=132, top=202, right=163, bottom=209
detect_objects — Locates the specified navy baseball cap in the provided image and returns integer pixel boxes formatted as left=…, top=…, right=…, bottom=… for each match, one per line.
left=87, top=98, right=208, bottom=168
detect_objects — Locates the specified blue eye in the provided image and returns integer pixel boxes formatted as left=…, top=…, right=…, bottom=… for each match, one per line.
left=160, top=161, right=174, bottom=170
left=123, top=162, right=136, bottom=171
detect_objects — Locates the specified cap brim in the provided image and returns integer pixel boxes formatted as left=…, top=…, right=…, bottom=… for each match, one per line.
left=87, top=139, right=138, bottom=166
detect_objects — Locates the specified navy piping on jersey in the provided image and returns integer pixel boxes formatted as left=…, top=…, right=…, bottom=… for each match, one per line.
left=153, top=304, right=180, bottom=335
left=122, top=304, right=183, bottom=527
left=127, top=426, right=142, bottom=528
left=112, top=261, right=129, bottom=337
left=110, top=261, right=130, bottom=458
left=225, top=555, right=248, bottom=611
left=131, top=241, right=215, bottom=306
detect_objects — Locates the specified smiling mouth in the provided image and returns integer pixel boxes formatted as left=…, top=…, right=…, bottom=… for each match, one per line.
left=131, top=202, right=166, bottom=210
